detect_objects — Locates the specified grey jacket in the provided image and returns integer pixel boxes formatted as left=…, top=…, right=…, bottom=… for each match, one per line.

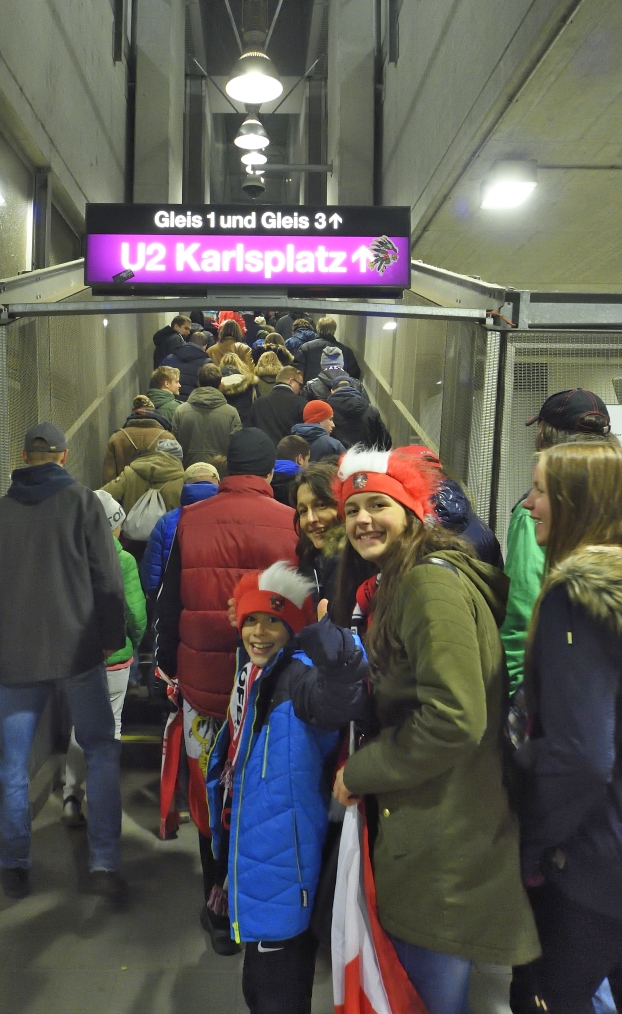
left=172, top=386, right=242, bottom=467
left=0, top=471, right=126, bottom=684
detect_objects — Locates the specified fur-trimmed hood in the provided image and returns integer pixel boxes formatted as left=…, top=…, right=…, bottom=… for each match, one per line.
left=220, top=369, right=258, bottom=395
left=543, top=545, right=622, bottom=635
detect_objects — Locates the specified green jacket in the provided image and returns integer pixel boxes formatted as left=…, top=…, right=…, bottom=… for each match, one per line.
left=146, top=387, right=182, bottom=424
left=101, top=450, right=184, bottom=514
left=344, top=551, right=540, bottom=966
left=499, top=502, right=545, bottom=694
left=172, top=386, right=242, bottom=467
left=106, top=538, right=147, bottom=666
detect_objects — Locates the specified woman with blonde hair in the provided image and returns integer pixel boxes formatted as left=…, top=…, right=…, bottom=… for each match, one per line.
left=255, top=350, right=283, bottom=396
left=331, top=445, right=539, bottom=1014
left=518, top=440, right=622, bottom=1012
left=209, top=320, right=254, bottom=370
left=218, top=352, right=258, bottom=425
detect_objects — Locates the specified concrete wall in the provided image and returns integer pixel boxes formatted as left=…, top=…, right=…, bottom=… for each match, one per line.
left=0, top=0, right=128, bottom=225
left=380, top=0, right=580, bottom=240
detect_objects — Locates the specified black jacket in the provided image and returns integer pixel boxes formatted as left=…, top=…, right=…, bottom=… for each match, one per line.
left=327, top=386, right=392, bottom=451
left=275, top=313, right=295, bottom=342
left=434, top=479, right=503, bottom=569
left=518, top=547, right=622, bottom=921
left=162, top=343, right=211, bottom=401
left=248, top=383, right=307, bottom=447
left=0, top=466, right=126, bottom=684
left=303, top=369, right=368, bottom=403
left=294, top=338, right=361, bottom=383
left=153, top=325, right=185, bottom=368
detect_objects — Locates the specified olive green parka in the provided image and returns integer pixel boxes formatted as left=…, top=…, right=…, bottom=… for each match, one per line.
left=343, top=550, right=540, bottom=966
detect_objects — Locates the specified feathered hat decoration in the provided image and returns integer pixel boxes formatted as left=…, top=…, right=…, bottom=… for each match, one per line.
left=234, top=561, right=316, bottom=634
left=217, top=310, right=247, bottom=334
left=332, top=444, right=441, bottom=523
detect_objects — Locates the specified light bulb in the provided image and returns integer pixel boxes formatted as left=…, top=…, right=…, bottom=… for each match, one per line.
left=226, top=51, right=283, bottom=105
left=383, top=321, right=397, bottom=330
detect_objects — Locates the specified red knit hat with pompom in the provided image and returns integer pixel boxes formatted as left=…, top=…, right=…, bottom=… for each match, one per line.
left=234, top=561, right=317, bottom=634
left=332, top=445, right=440, bottom=523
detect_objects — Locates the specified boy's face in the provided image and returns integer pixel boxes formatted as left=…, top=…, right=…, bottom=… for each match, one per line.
left=241, top=612, right=290, bottom=666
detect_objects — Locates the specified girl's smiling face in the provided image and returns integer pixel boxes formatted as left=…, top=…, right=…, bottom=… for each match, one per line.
left=523, top=462, right=552, bottom=546
left=344, top=492, right=408, bottom=564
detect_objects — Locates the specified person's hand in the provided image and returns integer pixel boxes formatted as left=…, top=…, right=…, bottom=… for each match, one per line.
left=333, top=766, right=360, bottom=807
left=317, top=598, right=329, bottom=621
left=102, top=649, right=114, bottom=659
left=227, top=598, right=237, bottom=628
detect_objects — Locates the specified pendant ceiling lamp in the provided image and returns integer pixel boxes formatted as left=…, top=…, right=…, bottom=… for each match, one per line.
left=226, top=50, right=283, bottom=105
left=234, top=113, right=270, bottom=150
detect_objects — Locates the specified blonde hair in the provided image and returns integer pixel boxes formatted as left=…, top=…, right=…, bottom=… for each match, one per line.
left=256, top=351, right=281, bottom=373
left=220, top=352, right=252, bottom=376
left=317, top=316, right=337, bottom=336
left=538, top=440, right=622, bottom=571
left=150, top=366, right=180, bottom=388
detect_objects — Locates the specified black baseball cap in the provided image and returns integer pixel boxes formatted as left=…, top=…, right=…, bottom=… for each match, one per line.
left=526, top=389, right=610, bottom=433
left=24, top=422, right=68, bottom=452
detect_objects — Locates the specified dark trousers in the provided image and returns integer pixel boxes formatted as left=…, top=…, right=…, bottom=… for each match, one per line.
left=536, top=883, right=622, bottom=1014
left=198, top=830, right=215, bottom=901
left=242, top=928, right=318, bottom=1014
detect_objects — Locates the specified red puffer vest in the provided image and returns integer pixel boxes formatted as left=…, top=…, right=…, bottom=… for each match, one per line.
left=175, top=474, right=298, bottom=718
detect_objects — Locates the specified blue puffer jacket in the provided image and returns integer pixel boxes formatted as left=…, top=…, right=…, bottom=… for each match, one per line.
left=139, top=481, right=218, bottom=592
left=285, top=326, right=316, bottom=355
left=207, top=616, right=370, bottom=944
left=434, top=479, right=503, bottom=569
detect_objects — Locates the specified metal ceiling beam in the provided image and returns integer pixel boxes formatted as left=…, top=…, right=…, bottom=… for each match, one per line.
left=0, top=260, right=86, bottom=304
left=410, top=260, right=507, bottom=312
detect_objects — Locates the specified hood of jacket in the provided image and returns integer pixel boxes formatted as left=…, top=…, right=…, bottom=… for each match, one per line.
left=328, top=385, right=367, bottom=418
left=129, top=450, right=184, bottom=483
left=542, top=545, right=622, bottom=636
left=153, top=324, right=178, bottom=348
left=220, top=369, right=257, bottom=394
left=122, top=409, right=171, bottom=431
left=434, top=479, right=471, bottom=531
left=187, top=386, right=228, bottom=410
left=165, top=343, right=208, bottom=363
left=429, top=549, right=509, bottom=627
left=291, top=422, right=327, bottom=442
left=180, top=481, right=218, bottom=506
left=273, top=458, right=301, bottom=477
left=6, top=462, right=76, bottom=504
left=147, top=387, right=179, bottom=410
left=291, top=326, right=316, bottom=343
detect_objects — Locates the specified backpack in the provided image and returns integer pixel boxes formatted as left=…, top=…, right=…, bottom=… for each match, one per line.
left=123, top=487, right=167, bottom=541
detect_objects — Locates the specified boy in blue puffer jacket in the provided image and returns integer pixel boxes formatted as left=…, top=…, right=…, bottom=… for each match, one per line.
left=140, top=461, right=220, bottom=594
left=206, top=561, right=369, bottom=1014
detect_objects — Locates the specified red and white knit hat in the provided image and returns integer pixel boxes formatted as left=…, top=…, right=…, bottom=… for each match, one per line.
left=332, top=445, right=441, bottom=523
left=234, top=561, right=317, bottom=634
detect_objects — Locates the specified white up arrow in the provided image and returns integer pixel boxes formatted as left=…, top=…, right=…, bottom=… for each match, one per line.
left=352, top=246, right=371, bottom=273
left=329, top=213, right=343, bottom=229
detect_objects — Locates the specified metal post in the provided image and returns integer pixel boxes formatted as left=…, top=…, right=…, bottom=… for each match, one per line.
left=0, top=326, right=11, bottom=493
left=488, top=329, right=508, bottom=533
left=32, top=168, right=52, bottom=270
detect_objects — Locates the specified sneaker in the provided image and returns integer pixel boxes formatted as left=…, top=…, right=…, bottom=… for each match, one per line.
left=200, top=904, right=241, bottom=956
left=61, top=796, right=86, bottom=828
left=178, top=810, right=191, bottom=824
left=1, top=867, right=30, bottom=900
left=87, top=870, right=129, bottom=901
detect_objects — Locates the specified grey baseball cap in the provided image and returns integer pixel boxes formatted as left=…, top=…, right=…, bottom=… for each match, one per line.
left=23, top=422, right=67, bottom=453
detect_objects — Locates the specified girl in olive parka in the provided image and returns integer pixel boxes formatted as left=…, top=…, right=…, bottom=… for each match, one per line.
left=330, top=446, right=539, bottom=1014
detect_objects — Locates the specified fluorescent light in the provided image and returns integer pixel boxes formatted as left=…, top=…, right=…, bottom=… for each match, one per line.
left=234, top=115, right=270, bottom=151
left=383, top=321, right=397, bottom=330
left=226, top=51, right=283, bottom=105
left=0, top=192, right=6, bottom=205
left=241, top=151, right=267, bottom=166
left=103, top=319, right=109, bottom=327
left=480, top=159, right=537, bottom=209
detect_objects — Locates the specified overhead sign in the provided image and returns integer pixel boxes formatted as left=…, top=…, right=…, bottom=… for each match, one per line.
left=84, top=204, right=411, bottom=294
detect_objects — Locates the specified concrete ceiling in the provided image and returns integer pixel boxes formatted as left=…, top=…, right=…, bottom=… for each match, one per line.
left=412, top=0, right=622, bottom=292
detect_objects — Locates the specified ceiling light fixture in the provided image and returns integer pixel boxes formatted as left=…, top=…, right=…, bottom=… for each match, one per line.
left=480, top=159, right=537, bottom=209
left=0, top=192, right=6, bottom=206
left=226, top=50, right=283, bottom=105
left=234, top=113, right=270, bottom=150
left=241, top=151, right=267, bottom=166
left=383, top=321, right=397, bottom=330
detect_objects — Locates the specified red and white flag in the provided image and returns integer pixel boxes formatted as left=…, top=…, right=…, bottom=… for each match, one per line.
left=332, top=805, right=426, bottom=1014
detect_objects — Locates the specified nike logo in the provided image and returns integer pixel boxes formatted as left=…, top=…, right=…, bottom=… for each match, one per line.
left=257, top=942, right=284, bottom=953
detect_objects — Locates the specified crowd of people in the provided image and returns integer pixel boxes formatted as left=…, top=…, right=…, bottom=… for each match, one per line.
left=0, top=304, right=620, bottom=1014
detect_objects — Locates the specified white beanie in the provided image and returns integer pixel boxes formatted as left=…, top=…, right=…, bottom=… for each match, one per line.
left=94, top=489, right=126, bottom=531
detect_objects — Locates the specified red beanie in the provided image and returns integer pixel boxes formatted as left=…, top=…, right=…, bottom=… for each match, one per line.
left=303, top=400, right=333, bottom=424
left=332, top=446, right=440, bottom=523
left=234, top=561, right=316, bottom=634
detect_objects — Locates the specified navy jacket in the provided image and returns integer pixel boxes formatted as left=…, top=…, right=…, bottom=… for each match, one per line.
left=153, top=325, right=185, bottom=368
left=162, top=343, right=212, bottom=401
left=518, top=548, right=622, bottom=921
left=327, top=386, right=392, bottom=451
left=286, top=326, right=316, bottom=356
left=139, top=481, right=218, bottom=593
left=434, top=479, right=503, bottom=569
left=291, top=422, right=345, bottom=462
left=207, top=616, right=370, bottom=943
left=248, top=383, right=307, bottom=447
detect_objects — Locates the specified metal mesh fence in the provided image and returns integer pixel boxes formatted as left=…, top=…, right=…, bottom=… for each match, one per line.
left=496, top=329, right=622, bottom=552
left=0, top=310, right=164, bottom=493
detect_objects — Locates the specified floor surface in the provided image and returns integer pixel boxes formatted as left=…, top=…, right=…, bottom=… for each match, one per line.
left=0, top=766, right=334, bottom=1014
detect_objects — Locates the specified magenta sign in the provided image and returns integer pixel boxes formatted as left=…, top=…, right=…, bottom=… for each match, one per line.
left=84, top=204, right=411, bottom=293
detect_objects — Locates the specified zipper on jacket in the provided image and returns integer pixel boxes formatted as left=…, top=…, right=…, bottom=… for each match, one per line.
left=232, top=689, right=260, bottom=942
left=292, top=811, right=302, bottom=883
left=261, top=724, right=270, bottom=778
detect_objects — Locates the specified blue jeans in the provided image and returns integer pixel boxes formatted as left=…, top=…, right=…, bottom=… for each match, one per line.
left=389, top=934, right=472, bottom=1014
left=0, top=664, right=122, bottom=872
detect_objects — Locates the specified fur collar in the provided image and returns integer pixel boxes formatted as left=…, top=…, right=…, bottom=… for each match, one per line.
left=220, top=372, right=257, bottom=394
left=543, top=545, right=622, bottom=635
